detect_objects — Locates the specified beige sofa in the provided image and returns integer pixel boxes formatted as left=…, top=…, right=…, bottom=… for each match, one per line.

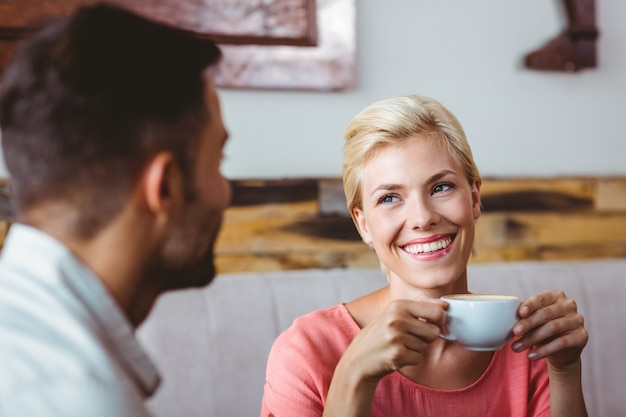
left=138, top=259, right=626, bottom=417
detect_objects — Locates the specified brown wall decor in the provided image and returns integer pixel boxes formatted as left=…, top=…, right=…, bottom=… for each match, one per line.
left=0, top=0, right=356, bottom=91
left=128, top=0, right=320, bottom=47
left=0, top=0, right=317, bottom=46
left=524, top=0, right=599, bottom=72
left=211, top=0, right=356, bottom=91
left=1, top=176, right=626, bottom=272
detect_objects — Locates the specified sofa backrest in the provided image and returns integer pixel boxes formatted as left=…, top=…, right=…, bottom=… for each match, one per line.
left=137, top=259, right=626, bottom=417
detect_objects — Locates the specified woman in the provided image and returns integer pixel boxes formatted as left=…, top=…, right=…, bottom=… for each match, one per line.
left=261, top=95, right=588, bottom=417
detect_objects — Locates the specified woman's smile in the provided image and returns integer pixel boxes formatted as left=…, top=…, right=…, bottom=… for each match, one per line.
left=401, top=234, right=455, bottom=255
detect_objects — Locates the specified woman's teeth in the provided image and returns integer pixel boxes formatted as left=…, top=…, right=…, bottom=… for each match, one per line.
left=404, top=238, right=452, bottom=254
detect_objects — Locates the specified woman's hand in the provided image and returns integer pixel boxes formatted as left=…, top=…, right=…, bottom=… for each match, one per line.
left=340, top=299, right=447, bottom=383
left=323, top=299, right=447, bottom=417
left=512, top=290, right=588, bottom=370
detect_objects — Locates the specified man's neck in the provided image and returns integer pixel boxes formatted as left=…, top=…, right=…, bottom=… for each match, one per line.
left=21, top=202, right=162, bottom=327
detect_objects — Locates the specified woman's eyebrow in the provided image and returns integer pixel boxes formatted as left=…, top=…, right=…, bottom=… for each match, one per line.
left=367, top=170, right=460, bottom=197
left=369, top=183, right=402, bottom=197
left=427, top=170, right=457, bottom=183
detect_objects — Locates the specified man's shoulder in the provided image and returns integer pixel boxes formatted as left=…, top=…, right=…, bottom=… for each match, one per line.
left=0, top=261, right=86, bottom=341
left=0, top=305, right=145, bottom=417
left=0, top=268, right=109, bottom=392
left=0, top=370, right=152, bottom=417
left=0, top=301, right=109, bottom=385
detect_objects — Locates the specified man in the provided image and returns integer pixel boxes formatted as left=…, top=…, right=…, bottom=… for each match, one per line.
left=0, top=4, right=230, bottom=416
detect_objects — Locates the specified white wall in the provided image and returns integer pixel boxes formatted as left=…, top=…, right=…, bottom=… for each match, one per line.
left=1, top=0, right=625, bottom=179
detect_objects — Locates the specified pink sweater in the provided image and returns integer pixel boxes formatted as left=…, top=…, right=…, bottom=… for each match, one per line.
left=261, top=304, right=549, bottom=417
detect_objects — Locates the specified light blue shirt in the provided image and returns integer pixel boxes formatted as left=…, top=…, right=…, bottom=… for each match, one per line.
left=0, top=223, right=160, bottom=416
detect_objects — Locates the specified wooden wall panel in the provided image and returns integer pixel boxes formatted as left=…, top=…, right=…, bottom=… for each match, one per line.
left=1, top=176, right=625, bottom=273
left=595, top=178, right=626, bottom=211
left=213, top=176, right=626, bottom=273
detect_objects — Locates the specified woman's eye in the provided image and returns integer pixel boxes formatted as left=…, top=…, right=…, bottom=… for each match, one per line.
left=432, top=183, right=453, bottom=194
left=378, top=194, right=399, bottom=204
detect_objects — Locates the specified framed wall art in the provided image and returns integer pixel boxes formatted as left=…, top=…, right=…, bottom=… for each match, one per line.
left=210, top=0, right=356, bottom=91
left=0, top=0, right=356, bottom=90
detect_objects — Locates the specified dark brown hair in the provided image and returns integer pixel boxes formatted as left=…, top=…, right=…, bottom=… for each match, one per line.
left=0, top=3, right=222, bottom=237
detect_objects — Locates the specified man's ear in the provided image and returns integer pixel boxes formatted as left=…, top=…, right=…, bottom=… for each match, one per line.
left=141, top=152, right=183, bottom=217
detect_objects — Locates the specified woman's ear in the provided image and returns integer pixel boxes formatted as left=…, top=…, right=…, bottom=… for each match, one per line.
left=352, top=207, right=372, bottom=245
left=142, top=152, right=182, bottom=217
left=471, top=180, right=482, bottom=220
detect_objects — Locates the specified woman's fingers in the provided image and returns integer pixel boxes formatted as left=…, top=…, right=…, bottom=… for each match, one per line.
left=512, top=290, right=588, bottom=366
left=521, top=327, right=588, bottom=362
left=346, top=299, right=447, bottom=378
left=514, top=290, right=575, bottom=335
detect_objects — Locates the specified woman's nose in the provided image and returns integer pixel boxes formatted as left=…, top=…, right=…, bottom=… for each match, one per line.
left=408, top=197, right=439, bottom=230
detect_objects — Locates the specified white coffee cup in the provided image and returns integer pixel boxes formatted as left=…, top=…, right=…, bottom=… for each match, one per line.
left=440, top=294, right=522, bottom=351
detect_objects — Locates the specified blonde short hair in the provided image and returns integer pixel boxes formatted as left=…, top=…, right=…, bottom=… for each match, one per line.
left=343, top=95, right=481, bottom=231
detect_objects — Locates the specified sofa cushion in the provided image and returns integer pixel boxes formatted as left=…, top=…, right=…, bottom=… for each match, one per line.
left=138, top=259, right=626, bottom=417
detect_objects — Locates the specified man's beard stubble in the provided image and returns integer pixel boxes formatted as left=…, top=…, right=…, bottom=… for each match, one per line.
left=157, top=198, right=224, bottom=291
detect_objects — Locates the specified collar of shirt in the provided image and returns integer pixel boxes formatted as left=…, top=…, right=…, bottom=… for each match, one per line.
left=1, top=223, right=160, bottom=397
